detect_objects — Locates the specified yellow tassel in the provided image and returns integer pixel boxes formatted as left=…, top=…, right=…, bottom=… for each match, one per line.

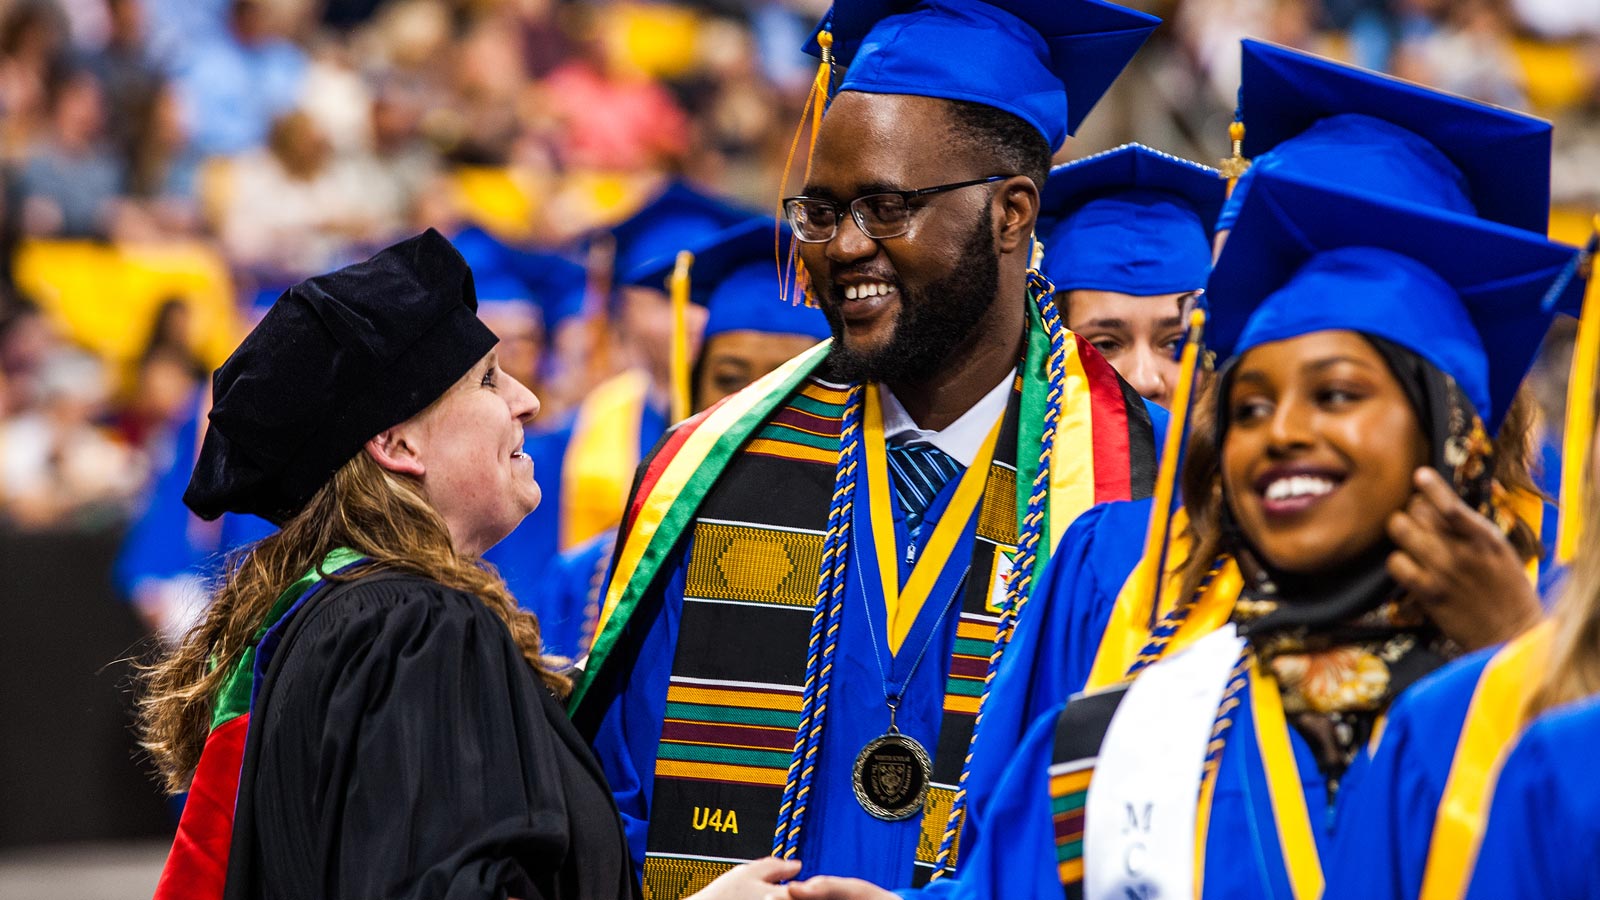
left=1138, top=308, right=1208, bottom=626
left=1219, top=119, right=1250, bottom=196
left=669, top=250, right=694, bottom=423
left=1556, top=217, right=1600, bottom=563
left=777, top=29, right=833, bottom=308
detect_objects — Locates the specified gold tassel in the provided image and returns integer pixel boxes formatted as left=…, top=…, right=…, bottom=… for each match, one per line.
left=777, top=29, right=833, bottom=308
left=1556, top=216, right=1600, bottom=563
left=1137, top=308, right=1208, bottom=626
left=1219, top=119, right=1250, bottom=196
left=669, top=250, right=694, bottom=423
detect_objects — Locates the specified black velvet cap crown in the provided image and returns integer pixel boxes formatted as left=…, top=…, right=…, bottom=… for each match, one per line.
left=184, top=229, right=498, bottom=524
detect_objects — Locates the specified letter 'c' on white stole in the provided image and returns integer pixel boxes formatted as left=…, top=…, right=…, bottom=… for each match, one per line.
left=1084, top=625, right=1246, bottom=900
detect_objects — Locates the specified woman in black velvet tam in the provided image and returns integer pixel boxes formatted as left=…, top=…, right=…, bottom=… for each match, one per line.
left=138, top=230, right=795, bottom=900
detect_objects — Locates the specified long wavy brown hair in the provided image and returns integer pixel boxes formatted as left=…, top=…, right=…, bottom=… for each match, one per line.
left=1173, top=377, right=1543, bottom=604
left=138, top=450, right=568, bottom=796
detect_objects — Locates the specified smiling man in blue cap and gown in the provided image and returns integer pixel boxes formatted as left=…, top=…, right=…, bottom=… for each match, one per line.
left=783, top=165, right=1582, bottom=900
left=569, top=0, right=1169, bottom=896
left=535, top=217, right=832, bottom=660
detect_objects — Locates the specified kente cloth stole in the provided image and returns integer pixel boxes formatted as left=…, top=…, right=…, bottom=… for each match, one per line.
left=1419, top=619, right=1554, bottom=900
left=640, top=382, right=1023, bottom=899
left=152, top=548, right=367, bottom=900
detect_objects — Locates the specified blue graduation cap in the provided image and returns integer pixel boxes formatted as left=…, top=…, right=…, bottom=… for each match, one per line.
left=807, top=0, right=1159, bottom=150
left=1217, top=39, right=1552, bottom=235
left=451, top=225, right=588, bottom=337
left=608, top=181, right=755, bottom=288
left=1208, top=168, right=1584, bottom=433
left=632, top=217, right=832, bottom=343
left=1037, top=143, right=1223, bottom=296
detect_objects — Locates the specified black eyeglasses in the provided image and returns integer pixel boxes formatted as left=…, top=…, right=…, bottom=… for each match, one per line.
left=782, top=175, right=1015, bottom=243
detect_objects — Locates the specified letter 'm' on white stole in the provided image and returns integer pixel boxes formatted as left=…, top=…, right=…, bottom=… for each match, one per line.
left=1084, top=625, right=1245, bottom=900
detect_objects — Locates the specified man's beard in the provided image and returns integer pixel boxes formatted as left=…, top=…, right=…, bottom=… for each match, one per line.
left=822, top=212, right=1000, bottom=386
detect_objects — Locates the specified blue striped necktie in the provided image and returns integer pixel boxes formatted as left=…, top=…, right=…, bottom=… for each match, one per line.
left=885, top=440, right=965, bottom=540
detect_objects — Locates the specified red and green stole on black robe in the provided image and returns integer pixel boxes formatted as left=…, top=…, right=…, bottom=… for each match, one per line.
left=573, top=300, right=1158, bottom=898
left=153, top=549, right=366, bottom=900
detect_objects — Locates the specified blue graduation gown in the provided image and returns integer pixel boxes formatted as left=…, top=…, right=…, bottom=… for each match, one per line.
left=589, top=460, right=982, bottom=886
left=1464, top=694, right=1600, bottom=900
left=950, top=669, right=1358, bottom=900
left=1321, top=646, right=1497, bottom=900
left=524, top=529, right=616, bottom=660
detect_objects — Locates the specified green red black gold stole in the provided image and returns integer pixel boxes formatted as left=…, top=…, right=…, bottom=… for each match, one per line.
left=1049, top=685, right=1130, bottom=899
left=576, top=293, right=1156, bottom=897
left=639, top=380, right=1021, bottom=899
left=153, top=548, right=366, bottom=900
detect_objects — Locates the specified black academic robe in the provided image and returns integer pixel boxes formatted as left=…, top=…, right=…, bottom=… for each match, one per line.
left=224, top=572, right=639, bottom=900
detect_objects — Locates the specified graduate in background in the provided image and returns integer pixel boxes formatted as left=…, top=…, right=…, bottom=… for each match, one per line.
left=785, top=168, right=1580, bottom=900
left=535, top=217, right=831, bottom=661
left=1459, top=300, right=1600, bottom=899
left=514, top=182, right=751, bottom=592
left=1037, top=143, right=1223, bottom=410
left=573, top=0, right=1167, bottom=894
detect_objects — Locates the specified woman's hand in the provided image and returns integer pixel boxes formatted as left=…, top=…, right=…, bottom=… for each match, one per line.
left=1387, top=467, right=1543, bottom=652
left=687, top=857, right=802, bottom=900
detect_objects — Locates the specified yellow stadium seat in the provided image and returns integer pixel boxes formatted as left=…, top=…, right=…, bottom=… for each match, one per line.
left=14, top=239, right=243, bottom=371
left=1511, top=39, right=1591, bottom=114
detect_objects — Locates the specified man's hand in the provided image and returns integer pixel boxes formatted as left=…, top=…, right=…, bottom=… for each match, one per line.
left=686, top=857, right=803, bottom=900
left=1387, top=467, right=1543, bottom=652
left=780, top=875, right=900, bottom=900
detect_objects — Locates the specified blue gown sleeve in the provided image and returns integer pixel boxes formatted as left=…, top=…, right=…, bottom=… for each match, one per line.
left=953, top=499, right=1149, bottom=884
left=584, top=557, right=687, bottom=879
left=899, top=706, right=1066, bottom=900
left=1143, top=398, right=1169, bottom=456
left=1464, top=698, right=1600, bottom=900
left=1322, top=649, right=1493, bottom=900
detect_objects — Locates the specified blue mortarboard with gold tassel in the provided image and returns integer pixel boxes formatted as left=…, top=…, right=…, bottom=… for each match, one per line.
left=1217, top=39, right=1553, bottom=235
left=1037, top=143, right=1224, bottom=296
left=632, top=217, right=833, bottom=420
left=803, top=0, right=1159, bottom=150
left=608, top=180, right=755, bottom=290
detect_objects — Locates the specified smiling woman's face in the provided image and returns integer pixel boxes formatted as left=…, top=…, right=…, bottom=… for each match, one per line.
left=405, top=351, right=542, bottom=556
left=1220, top=330, right=1429, bottom=575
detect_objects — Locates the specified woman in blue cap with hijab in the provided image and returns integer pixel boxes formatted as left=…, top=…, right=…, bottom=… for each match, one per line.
left=138, top=230, right=795, bottom=900
left=780, top=165, right=1579, bottom=900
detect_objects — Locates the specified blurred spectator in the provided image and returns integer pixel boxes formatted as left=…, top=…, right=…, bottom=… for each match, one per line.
left=0, top=0, right=71, bottom=155
left=1395, top=0, right=1527, bottom=108
left=0, top=298, right=54, bottom=416
left=88, top=0, right=161, bottom=159
left=169, top=0, right=307, bottom=156
left=19, top=64, right=126, bottom=237
left=0, top=345, right=146, bottom=528
left=221, top=109, right=380, bottom=277
left=115, top=81, right=202, bottom=238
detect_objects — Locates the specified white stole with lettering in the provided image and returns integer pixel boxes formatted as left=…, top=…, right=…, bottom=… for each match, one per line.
left=1084, top=624, right=1245, bottom=900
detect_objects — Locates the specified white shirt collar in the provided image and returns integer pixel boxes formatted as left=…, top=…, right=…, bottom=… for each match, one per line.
left=878, top=368, right=1016, bottom=467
